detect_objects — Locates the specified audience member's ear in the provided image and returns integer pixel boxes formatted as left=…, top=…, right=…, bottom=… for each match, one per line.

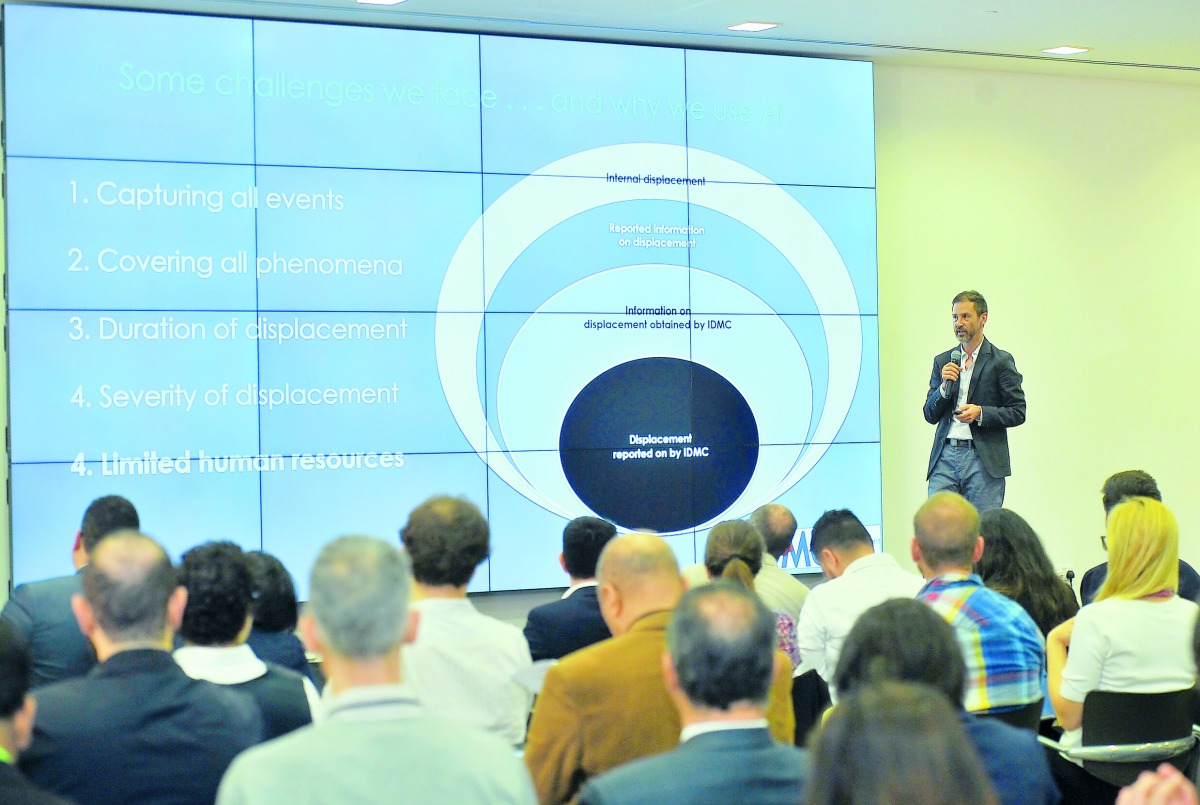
left=972, top=536, right=985, bottom=564
left=71, top=531, right=87, bottom=570
left=558, top=553, right=568, bottom=575
left=598, top=582, right=621, bottom=631
left=166, top=586, right=189, bottom=631
left=70, top=593, right=95, bottom=638
left=13, top=694, right=36, bottom=752
left=404, top=610, right=420, bottom=645
left=299, top=613, right=323, bottom=655
left=660, top=651, right=680, bottom=694
left=910, top=538, right=922, bottom=566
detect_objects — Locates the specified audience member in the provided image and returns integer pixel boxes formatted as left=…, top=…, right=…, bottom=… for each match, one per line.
left=217, top=536, right=535, bottom=804
left=1047, top=497, right=1199, bottom=805
left=795, top=508, right=923, bottom=684
left=175, top=541, right=319, bottom=739
left=975, top=508, right=1078, bottom=637
left=704, top=520, right=799, bottom=666
left=524, top=534, right=795, bottom=804
left=832, top=598, right=1059, bottom=805
left=747, top=503, right=809, bottom=634
left=524, top=516, right=617, bottom=661
left=913, top=492, right=1044, bottom=713
left=400, top=495, right=532, bottom=745
left=244, top=550, right=315, bottom=681
left=0, top=621, right=71, bottom=805
left=806, top=680, right=999, bottom=805
left=579, top=582, right=807, bottom=805
left=1080, top=471, right=1200, bottom=604
left=20, top=530, right=263, bottom=804
left=1, top=495, right=138, bottom=687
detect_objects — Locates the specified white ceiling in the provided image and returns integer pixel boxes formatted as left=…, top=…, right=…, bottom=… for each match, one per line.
left=12, top=0, right=1200, bottom=83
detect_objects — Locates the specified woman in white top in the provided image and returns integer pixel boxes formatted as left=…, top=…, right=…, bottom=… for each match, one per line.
left=1047, top=497, right=1199, bottom=803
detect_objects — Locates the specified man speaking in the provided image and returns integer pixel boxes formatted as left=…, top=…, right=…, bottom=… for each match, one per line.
left=923, top=291, right=1025, bottom=512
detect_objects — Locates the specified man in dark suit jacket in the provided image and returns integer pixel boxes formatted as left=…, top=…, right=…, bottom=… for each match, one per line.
left=578, top=582, right=806, bottom=805
left=0, top=621, right=72, bottom=805
left=523, top=516, right=617, bottom=661
left=19, top=530, right=263, bottom=804
left=1, top=495, right=139, bottom=687
left=924, top=290, right=1026, bottom=512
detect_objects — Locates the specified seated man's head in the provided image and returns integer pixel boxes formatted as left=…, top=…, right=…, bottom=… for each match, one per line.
left=665, top=582, right=776, bottom=717
left=809, top=509, right=875, bottom=579
left=178, top=541, right=255, bottom=647
left=0, top=620, right=36, bottom=758
left=911, top=492, right=983, bottom=577
left=832, top=598, right=966, bottom=708
left=596, top=534, right=683, bottom=635
left=72, top=531, right=184, bottom=658
left=561, top=516, right=617, bottom=582
left=303, top=536, right=412, bottom=673
left=400, top=496, right=489, bottom=591
left=749, top=504, right=798, bottom=561
left=75, top=495, right=139, bottom=567
left=1101, top=470, right=1161, bottom=514
left=246, top=551, right=300, bottom=634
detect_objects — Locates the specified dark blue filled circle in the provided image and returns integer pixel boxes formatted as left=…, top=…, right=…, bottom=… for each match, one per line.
left=559, top=357, right=759, bottom=532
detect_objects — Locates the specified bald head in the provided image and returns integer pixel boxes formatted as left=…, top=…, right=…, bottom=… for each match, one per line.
left=750, top=504, right=798, bottom=558
left=913, top=493, right=981, bottom=573
left=82, top=530, right=179, bottom=644
left=596, top=534, right=683, bottom=635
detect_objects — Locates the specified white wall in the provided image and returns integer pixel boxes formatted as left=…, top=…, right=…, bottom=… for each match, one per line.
left=4, top=60, right=1199, bottom=618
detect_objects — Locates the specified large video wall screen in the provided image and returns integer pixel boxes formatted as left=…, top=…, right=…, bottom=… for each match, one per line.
left=4, top=4, right=880, bottom=594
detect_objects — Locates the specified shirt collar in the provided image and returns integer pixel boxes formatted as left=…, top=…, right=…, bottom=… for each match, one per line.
left=323, top=684, right=422, bottom=722
left=173, top=643, right=267, bottom=685
left=680, top=719, right=769, bottom=742
left=919, top=571, right=983, bottom=594
left=562, top=580, right=598, bottom=600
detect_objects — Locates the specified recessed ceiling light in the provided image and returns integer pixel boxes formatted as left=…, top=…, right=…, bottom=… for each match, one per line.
left=357, top=0, right=407, bottom=5
left=728, top=22, right=779, bottom=33
left=1043, top=46, right=1089, bottom=55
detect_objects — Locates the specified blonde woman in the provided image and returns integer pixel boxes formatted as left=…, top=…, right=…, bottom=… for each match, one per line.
left=1047, top=497, right=1199, bottom=804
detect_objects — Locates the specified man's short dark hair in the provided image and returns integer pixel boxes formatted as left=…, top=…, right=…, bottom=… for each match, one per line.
left=667, top=582, right=776, bottom=710
left=833, top=598, right=966, bottom=706
left=83, top=531, right=179, bottom=644
left=562, top=517, right=617, bottom=579
left=952, top=290, right=988, bottom=316
left=80, top=495, right=140, bottom=552
left=809, top=509, right=873, bottom=556
left=749, top=504, right=798, bottom=558
left=246, top=551, right=299, bottom=633
left=0, top=620, right=32, bottom=719
left=400, top=496, right=489, bottom=587
left=1102, top=470, right=1161, bottom=513
left=179, top=542, right=254, bottom=646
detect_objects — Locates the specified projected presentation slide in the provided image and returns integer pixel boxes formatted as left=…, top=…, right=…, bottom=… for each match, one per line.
left=4, top=5, right=880, bottom=594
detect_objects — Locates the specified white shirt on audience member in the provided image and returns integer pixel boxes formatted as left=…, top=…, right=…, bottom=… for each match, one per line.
left=754, top=552, right=809, bottom=624
left=174, top=643, right=322, bottom=719
left=403, top=598, right=533, bottom=746
left=794, top=553, right=924, bottom=686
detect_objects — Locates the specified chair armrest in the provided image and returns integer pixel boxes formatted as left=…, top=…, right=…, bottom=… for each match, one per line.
left=1037, top=735, right=1065, bottom=752
left=1064, top=736, right=1195, bottom=763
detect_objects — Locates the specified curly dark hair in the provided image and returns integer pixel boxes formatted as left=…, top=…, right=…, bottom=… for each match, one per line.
left=400, top=496, right=489, bottom=587
left=179, top=541, right=254, bottom=646
left=245, top=551, right=299, bottom=633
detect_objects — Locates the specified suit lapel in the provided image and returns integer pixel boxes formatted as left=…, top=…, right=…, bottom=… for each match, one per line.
left=966, top=339, right=991, bottom=405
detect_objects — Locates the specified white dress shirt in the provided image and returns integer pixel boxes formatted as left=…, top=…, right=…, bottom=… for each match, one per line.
left=174, top=643, right=322, bottom=719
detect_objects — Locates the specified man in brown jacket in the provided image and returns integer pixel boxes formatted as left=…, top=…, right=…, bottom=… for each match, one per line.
left=523, top=534, right=794, bottom=804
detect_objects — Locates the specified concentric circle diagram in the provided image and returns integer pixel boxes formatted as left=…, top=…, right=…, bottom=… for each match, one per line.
left=436, top=143, right=862, bottom=534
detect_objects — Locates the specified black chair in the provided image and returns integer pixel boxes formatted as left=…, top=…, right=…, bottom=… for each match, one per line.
left=976, top=698, right=1044, bottom=732
left=791, top=669, right=831, bottom=747
left=1037, top=688, right=1199, bottom=787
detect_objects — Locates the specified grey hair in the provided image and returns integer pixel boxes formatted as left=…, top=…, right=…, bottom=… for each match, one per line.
left=308, top=536, right=411, bottom=659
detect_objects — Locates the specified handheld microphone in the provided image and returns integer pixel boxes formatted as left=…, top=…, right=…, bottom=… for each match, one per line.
left=950, top=348, right=962, bottom=364
left=947, top=348, right=963, bottom=396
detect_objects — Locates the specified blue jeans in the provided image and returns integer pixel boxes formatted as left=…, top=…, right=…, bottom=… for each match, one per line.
left=928, top=443, right=1005, bottom=512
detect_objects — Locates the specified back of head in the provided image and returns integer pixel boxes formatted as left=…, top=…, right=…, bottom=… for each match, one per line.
left=597, top=533, right=682, bottom=608
left=399, top=495, right=489, bottom=587
left=975, top=508, right=1077, bottom=636
left=913, top=492, right=980, bottom=572
left=562, top=516, right=618, bottom=579
left=668, top=582, right=776, bottom=710
left=808, top=680, right=998, bottom=805
left=80, top=495, right=140, bottom=553
left=704, top=520, right=764, bottom=590
left=833, top=598, right=965, bottom=706
left=809, top=509, right=874, bottom=557
left=0, top=620, right=32, bottom=720
left=1102, top=470, right=1162, bottom=513
left=83, top=530, right=178, bottom=644
left=309, top=535, right=410, bottom=659
left=246, top=551, right=299, bottom=633
left=749, top=504, right=798, bottom=559
left=178, top=541, right=254, bottom=646
left=1098, top=497, right=1179, bottom=601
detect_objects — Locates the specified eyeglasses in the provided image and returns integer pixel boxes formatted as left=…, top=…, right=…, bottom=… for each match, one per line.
left=1100, top=534, right=1107, bottom=551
